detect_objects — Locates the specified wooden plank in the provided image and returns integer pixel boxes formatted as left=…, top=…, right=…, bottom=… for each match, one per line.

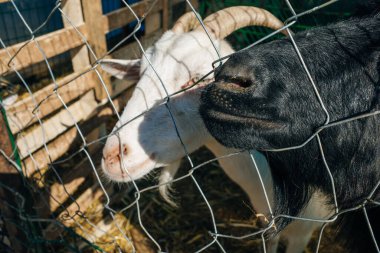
left=102, top=1, right=149, bottom=33
left=49, top=173, right=88, bottom=212
left=22, top=85, right=134, bottom=177
left=48, top=149, right=99, bottom=212
left=62, top=0, right=105, bottom=146
left=162, top=0, right=169, bottom=31
left=0, top=25, right=88, bottom=75
left=45, top=188, right=155, bottom=253
left=6, top=2, right=177, bottom=135
left=186, top=0, right=199, bottom=11
left=82, top=0, right=112, bottom=101
left=22, top=127, right=77, bottom=177
left=82, top=0, right=106, bottom=59
left=103, top=0, right=185, bottom=33
left=112, top=29, right=163, bottom=59
left=62, top=0, right=91, bottom=72
left=16, top=90, right=97, bottom=159
left=44, top=86, right=134, bottom=210
left=145, top=12, right=161, bottom=35
left=0, top=0, right=10, bottom=3
left=5, top=70, right=97, bottom=134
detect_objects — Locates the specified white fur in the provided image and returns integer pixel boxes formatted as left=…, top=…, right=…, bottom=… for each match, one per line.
left=100, top=29, right=331, bottom=253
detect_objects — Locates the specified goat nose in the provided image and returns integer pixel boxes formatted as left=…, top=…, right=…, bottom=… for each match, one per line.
left=103, top=144, right=128, bottom=164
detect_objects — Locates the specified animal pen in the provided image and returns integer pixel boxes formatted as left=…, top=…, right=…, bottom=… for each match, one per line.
left=0, top=0, right=377, bottom=253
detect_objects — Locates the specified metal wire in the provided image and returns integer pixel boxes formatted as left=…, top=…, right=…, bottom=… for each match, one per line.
left=0, top=0, right=379, bottom=252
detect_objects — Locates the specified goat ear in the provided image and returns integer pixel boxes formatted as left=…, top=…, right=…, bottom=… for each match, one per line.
left=99, top=59, right=141, bottom=81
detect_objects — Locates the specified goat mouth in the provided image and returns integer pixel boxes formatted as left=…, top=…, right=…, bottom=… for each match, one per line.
left=201, top=103, right=282, bottom=132
left=203, top=107, right=260, bottom=124
left=220, top=78, right=254, bottom=89
left=101, top=157, right=156, bottom=182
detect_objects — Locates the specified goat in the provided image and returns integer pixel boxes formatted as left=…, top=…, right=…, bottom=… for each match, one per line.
left=200, top=6, right=380, bottom=252
left=100, top=7, right=329, bottom=252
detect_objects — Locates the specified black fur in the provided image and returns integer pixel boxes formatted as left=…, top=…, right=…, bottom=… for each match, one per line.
left=200, top=12, right=380, bottom=252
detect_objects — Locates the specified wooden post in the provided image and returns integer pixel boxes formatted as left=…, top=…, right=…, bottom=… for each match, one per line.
left=81, top=0, right=112, bottom=101
left=162, top=0, right=169, bottom=31
left=61, top=0, right=91, bottom=72
left=0, top=113, right=26, bottom=252
left=145, top=11, right=162, bottom=34
left=62, top=0, right=108, bottom=156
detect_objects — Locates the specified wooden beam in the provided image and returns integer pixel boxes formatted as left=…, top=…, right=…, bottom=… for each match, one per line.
left=112, top=29, right=163, bottom=59
left=145, top=12, right=162, bottom=35
left=16, top=90, right=97, bottom=159
left=43, top=85, right=135, bottom=212
left=25, top=87, right=134, bottom=219
left=62, top=0, right=106, bottom=154
left=22, top=127, right=77, bottom=178
left=0, top=25, right=88, bottom=75
left=103, top=0, right=185, bottom=33
left=61, top=0, right=91, bottom=72
left=45, top=187, right=155, bottom=253
left=21, top=85, right=134, bottom=177
left=5, top=70, right=97, bottom=134
left=48, top=146, right=100, bottom=213
left=186, top=0, right=199, bottom=11
left=81, top=0, right=112, bottom=101
left=162, top=0, right=169, bottom=31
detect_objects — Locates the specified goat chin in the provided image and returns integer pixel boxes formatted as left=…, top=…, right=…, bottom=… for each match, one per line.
left=158, top=161, right=181, bottom=207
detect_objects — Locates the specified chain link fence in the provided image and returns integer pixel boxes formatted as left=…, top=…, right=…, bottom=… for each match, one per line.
left=0, top=0, right=378, bottom=252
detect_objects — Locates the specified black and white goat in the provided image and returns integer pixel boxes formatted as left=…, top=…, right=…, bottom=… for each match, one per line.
left=100, top=7, right=330, bottom=252
left=200, top=5, right=380, bottom=252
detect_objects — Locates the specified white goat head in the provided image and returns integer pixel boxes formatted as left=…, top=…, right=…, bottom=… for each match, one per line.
left=100, top=6, right=285, bottom=183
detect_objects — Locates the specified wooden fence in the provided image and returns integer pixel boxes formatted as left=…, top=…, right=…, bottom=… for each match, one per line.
left=0, top=0, right=198, bottom=251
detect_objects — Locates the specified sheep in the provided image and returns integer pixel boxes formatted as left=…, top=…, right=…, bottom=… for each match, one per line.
left=200, top=6, right=380, bottom=252
left=100, top=6, right=330, bottom=252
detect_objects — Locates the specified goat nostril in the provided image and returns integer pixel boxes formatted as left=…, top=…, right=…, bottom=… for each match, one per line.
left=122, top=145, right=128, bottom=155
left=220, top=77, right=254, bottom=89
left=106, top=153, right=120, bottom=165
left=237, top=79, right=253, bottom=88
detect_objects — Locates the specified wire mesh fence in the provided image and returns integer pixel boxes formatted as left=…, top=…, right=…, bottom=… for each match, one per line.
left=0, top=0, right=379, bottom=252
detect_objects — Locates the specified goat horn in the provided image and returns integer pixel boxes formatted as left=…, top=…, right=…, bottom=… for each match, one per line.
left=195, top=6, right=287, bottom=39
left=172, top=11, right=200, bottom=33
